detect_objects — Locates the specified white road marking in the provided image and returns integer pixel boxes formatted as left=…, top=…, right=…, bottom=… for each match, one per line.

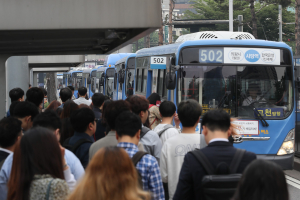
left=286, top=175, right=300, bottom=190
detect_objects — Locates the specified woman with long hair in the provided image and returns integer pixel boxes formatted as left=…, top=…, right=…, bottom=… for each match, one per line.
left=7, top=127, right=74, bottom=200
left=67, top=146, right=150, bottom=200
left=45, top=100, right=61, bottom=112
left=232, top=159, right=288, bottom=200
left=147, top=93, right=162, bottom=129
left=60, top=100, right=79, bottom=144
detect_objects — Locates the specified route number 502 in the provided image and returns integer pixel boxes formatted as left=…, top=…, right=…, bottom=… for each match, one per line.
left=200, top=49, right=223, bottom=63
left=151, top=56, right=167, bottom=65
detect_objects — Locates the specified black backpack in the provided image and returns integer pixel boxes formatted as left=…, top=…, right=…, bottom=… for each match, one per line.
left=131, top=151, right=148, bottom=188
left=63, top=138, right=93, bottom=154
left=190, top=149, right=246, bottom=200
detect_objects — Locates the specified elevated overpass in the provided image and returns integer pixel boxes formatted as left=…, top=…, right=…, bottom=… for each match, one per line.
left=1, top=0, right=162, bottom=115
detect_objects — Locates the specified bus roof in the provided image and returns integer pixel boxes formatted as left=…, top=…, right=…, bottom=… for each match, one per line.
left=97, top=66, right=115, bottom=72
left=136, top=39, right=292, bottom=58
left=82, top=68, right=93, bottom=74
left=104, top=53, right=133, bottom=67
left=115, top=53, right=136, bottom=66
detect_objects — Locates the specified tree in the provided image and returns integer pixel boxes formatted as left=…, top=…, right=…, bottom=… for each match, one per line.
left=46, top=73, right=57, bottom=103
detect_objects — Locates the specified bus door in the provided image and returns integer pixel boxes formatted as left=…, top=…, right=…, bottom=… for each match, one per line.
left=106, top=68, right=115, bottom=99
left=295, top=58, right=300, bottom=157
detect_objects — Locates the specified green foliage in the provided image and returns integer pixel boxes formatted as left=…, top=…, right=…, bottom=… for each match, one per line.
left=132, top=32, right=159, bottom=52
left=185, top=0, right=295, bottom=44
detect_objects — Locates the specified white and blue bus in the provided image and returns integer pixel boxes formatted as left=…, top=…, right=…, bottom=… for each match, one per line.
left=70, top=70, right=83, bottom=98
left=135, top=31, right=295, bottom=169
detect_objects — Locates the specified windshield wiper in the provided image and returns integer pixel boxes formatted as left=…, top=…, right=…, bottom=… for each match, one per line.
left=242, top=93, right=269, bottom=127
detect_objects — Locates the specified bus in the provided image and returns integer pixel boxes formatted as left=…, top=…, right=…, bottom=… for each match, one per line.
left=115, top=53, right=136, bottom=100
left=57, top=73, right=63, bottom=90
left=135, top=31, right=295, bottom=169
left=82, top=68, right=99, bottom=98
left=62, top=72, right=71, bottom=88
left=96, top=66, right=116, bottom=99
left=70, top=70, right=83, bottom=98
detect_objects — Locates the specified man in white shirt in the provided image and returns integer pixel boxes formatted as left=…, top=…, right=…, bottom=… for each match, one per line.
left=242, top=83, right=265, bottom=106
left=153, top=101, right=180, bottom=146
left=73, top=87, right=92, bottom=106
left=160, top=99, right=202, bottom=200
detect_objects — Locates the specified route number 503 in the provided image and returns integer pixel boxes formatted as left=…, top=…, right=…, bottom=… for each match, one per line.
left=199, top=49, right=223, bottom=63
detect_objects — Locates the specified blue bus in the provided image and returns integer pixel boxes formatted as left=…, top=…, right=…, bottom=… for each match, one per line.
left=63, top=72, right=71, bottom=88
left=115, top=53, right=136, bottom=100
left=135, top=31, right=295, bottom=169
left=96, top=66, right=116, bottom=98
left=82, top=68, right=100, bottom=98
left=70, top=70, right=83, bottom=98
left=57, top=73, right=63, bottom=90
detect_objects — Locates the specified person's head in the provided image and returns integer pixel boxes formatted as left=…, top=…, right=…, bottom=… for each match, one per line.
left=60, top=87, right=73, bottom=103
left=45, top=100, right=61, bottom=111
left=115, top=111, right=141, bottom=145
left=178, top=99, right=202, bottom=128
left=56, top=107, right=63, bottom=117
left=13, top=101, right=39, bottom=131
left=0, top=117, right=22, bottom=151
left=67, top=146, right=150, bottom=200
left=201, top=109, right=231, bottom=144
left=147, top=93, right=161, bottom=105
left=67, top=86, right=75, bottom=95
left=159, top=101, right=176, bottom=118
left=60, top=100, right=79, bottom=119
left=232, top=160, right=288, bottom=200
left=33, top=110, right=62, bottom=141
left=70, top=108, right=96, bottom=136
left=78, top=87, right=87, bottom=97
left=127, top=95, right=149, bottom=124
left=92, top=93, right=106, bottom=108
left=247, top=83, right=260, bottom=98
left=9, top=101, right=20, bottom=118
left=41, top=88, right=47, bottom=97
left=79, top=104, right=91, bottom=109
left=9, top=88, right=24, bottom=103
left=25, top=87, right=44, bottom=109
left=28, top=84, right=31, bottom=89
left=7, top=127, right=64, bottom=200
left=104, top=100, right=131, bottom=130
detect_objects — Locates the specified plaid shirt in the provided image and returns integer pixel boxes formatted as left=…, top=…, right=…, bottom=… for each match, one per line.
left=117, top=142, right=165, bottom=200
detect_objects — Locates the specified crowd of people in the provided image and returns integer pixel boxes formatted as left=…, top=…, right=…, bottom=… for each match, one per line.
left=0, top=86, right=289, bottom=200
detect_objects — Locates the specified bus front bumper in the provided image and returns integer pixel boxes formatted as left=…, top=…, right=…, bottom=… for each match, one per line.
left=257, top=153, right=294, bottom=170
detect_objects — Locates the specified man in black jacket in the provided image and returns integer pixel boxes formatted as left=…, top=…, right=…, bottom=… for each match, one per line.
left=173, top=109, right=256, bottom=200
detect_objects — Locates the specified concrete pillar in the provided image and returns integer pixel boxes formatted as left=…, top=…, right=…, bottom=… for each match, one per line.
left=6, top=56, right=29, bottom=112
left=0, top=56, right=9, bottom=117
left=117, top=44, right=133, bottom=53
left=33, top=72, right=38, bottom=87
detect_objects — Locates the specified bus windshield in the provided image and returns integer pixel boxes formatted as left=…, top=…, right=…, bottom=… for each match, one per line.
left=178, top=65, right=293, bottom=119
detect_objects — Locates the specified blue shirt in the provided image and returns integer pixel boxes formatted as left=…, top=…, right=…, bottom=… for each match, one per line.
left=117, top=142, right=165, bottom=200
left=6, top=110, right=10, bottom=117
left=69, top=132, right=94, bottom=168
left=0, top=149, right=84, bottom=200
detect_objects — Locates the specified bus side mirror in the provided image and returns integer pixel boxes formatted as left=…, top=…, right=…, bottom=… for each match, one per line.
left=100, top=74, right=105, bottom=86
left=166, top=72, right=176, bottom=90
left=119, top=70, right=125, bottom=84
left=87, top=77, right=91, bottom=84
left=128, top=72, right=132, bottom=77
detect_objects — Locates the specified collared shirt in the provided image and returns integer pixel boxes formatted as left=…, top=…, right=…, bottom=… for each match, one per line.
left=141, top=125, right=162, bottom=163
left=92, top=106, right=102, bottom=119
left=209, top=138, right=229, bottom=144
left=73, top=97, right=92, bottom=106
left=0, top=148, right=12, bottom=155
left=117, top=142, right=165, bottom=200
left=69, top=132, right=94, bottom=168
left=59, top=103, right=64, bottom=108
left=0, top=149, right=84, bottom=200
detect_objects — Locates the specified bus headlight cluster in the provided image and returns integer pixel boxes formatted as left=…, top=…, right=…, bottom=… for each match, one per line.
left=277, top=129, right=294, bottom=155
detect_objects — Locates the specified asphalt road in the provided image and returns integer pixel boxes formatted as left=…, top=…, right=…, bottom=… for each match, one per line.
left=285, top=170, right=300, bottom=200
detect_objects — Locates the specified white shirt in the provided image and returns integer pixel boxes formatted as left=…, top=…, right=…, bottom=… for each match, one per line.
left=73, top=97, right=91, bottom=106
left=209, top=138, right=229, bottom=144
left=0, top=148, right=12, bottom=155
left=153, top=124, right=179, bottom=147
left=160, top=133, right=201, bottom=200
left=242, top=96, right=265, bottom=106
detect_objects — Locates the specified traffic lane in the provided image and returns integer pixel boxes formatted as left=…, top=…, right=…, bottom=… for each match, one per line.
left=285, top=170, right=300, bottom=200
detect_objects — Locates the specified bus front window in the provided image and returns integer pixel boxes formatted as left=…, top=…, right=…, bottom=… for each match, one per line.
left=178, top=65, right=293, bottom=119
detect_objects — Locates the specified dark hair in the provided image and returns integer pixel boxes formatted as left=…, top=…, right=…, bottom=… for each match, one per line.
left=78, top=87, right=87, bottom=96
left=178, top=100, right=202, bottom=127
left=115, top=111, right=141, bottom=138
left=41, top=88, right=47, bottom=96
left=92, top=93, right=106, bottom=107
left=60, top=100, right=79, bottom=119
left=60, top=88, right=72, bottom=103
left=7, top=127, right=64, bottom=200
left=105, top=100, right=131, bottom=130
left=45, top=100, right=61, bottom=111
left=0, top=117, right=22, bottom=148
left=147, top=93, right=161, bottom=105
left=70, top=108, right=95, bottom=133
left=159, top=101, right=176, bottom=117
left=56, top=107, right=63, bottom=117
left=9, top=101, right=20, bottom=118
left=13, top=101, right=39, bottom=120
left=232, top=160, right=288, bottom=200
left=201, top=109, right=230, bottom=132
left=25, top=87, right=44, bottom=107
left=101, top=99, right=113, bottom=126
left=9, top=88, right=24, bottom=102
left=60, top=118, right=74, bottom=145
left=33, top=110, right=62, bottom=131
left=67, top=86, right=75, bottom=91
left=127, top=95, right=148, bottom=115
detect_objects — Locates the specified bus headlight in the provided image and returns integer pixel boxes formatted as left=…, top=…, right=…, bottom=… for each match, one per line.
left=277, top=129, right=294, bottom=155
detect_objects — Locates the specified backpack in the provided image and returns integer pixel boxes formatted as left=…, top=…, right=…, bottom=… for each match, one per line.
left=63, top=138, right=93, bottom=154
left=140, top=127, right=151, bottom=139
left=190, top=149, right=246, bottom=200
left=157, top=124, right=174, bottom=137
left=131, top=151, right=148, bottom=188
